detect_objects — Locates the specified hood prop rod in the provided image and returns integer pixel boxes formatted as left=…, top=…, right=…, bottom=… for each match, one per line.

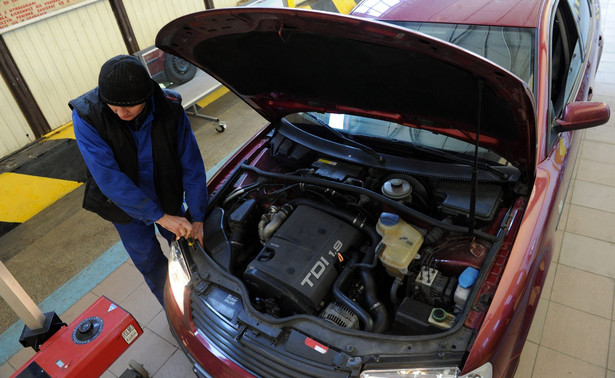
left=468, top=80, right=484, bottom=236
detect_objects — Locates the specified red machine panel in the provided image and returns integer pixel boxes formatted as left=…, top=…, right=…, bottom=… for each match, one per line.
left=13, top=296, right=142, bottom=377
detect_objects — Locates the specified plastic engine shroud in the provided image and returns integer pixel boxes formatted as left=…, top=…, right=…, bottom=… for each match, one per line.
left=243, top=205, right=362, bottom=315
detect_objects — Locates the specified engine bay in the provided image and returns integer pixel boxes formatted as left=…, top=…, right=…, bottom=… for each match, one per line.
left=200, top=122, right=525, bottom=337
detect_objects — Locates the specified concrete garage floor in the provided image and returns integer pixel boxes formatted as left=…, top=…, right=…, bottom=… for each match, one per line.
left=3, top=4, right=615, bottom=376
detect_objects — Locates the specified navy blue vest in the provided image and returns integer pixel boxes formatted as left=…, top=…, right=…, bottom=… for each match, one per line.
left=69, top=84, right=184, bottom=223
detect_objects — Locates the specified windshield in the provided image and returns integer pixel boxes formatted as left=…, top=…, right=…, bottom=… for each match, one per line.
left=389, top=22, right=535, bottom=86
left=285, top=112, right=509, bottom=165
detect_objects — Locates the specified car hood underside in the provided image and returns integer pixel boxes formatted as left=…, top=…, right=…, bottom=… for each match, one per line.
left=156, top=7, right=536, bottom=171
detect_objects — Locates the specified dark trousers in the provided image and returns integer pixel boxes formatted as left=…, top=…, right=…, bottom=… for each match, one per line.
left=114, top=219, right=175, bottom=306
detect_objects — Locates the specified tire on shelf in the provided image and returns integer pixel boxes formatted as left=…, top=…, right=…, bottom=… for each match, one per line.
left=163, top=53, right=197, bottom=85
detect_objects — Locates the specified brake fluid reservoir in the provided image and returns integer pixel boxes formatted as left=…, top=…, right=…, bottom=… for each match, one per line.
left=376, top=213, right=424, bottom=278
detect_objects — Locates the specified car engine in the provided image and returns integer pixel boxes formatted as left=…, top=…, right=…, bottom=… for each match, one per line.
left=244, top=205, right=362, bottom=315
left=200, top=125, right=520, bottom=336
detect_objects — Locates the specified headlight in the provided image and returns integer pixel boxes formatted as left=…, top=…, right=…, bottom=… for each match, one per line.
left=361, top=367, right=460, bottom=377
left=360, top=363, right=492, bottom=378
left=168, top=240, right=190, bottom=315
left=460, top=363, right=492, bottom=378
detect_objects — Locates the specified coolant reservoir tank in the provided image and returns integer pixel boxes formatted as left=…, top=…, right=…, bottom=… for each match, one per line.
left=376, top=213, right=424, bottom=278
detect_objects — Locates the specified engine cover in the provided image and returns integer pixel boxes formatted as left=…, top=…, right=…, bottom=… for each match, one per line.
left=244, top=205, right=361, bottom=315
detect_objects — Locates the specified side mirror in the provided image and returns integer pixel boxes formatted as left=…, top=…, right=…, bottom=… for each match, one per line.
left=554, top=101, right=610, bottom=132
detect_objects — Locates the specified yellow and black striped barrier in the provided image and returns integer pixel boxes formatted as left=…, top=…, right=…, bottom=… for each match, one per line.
left=0, top=125, right=85, bottom=238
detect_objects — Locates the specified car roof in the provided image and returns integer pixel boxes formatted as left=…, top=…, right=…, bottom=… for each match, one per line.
left=351, top=0, right=544, bottom=28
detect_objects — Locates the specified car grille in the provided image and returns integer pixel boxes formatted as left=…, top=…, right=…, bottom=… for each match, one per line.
left=190, top=292, right=352, bottom=378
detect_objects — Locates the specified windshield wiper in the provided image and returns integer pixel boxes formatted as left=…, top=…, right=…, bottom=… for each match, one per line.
left=304, top=113, right=385, bottom=163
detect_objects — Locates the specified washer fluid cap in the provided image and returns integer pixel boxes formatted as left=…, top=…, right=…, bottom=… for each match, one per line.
left=459, top=267, right=479, bottom=288
left=379, top=212, right=400, bottom=226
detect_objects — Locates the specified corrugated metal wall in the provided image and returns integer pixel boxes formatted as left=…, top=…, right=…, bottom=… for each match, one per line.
left=213, top=0, right=240, bottom=8
left=124, top=0, right=205, bottom=49
left=2, top=1, right=126, bottom=139
left=0, top=77, right=32, bottom=155
left=0, top=0, right=208, bottom=160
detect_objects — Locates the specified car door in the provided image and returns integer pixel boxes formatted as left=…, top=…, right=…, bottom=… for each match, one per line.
left=546, top=0, right=593, bottom=228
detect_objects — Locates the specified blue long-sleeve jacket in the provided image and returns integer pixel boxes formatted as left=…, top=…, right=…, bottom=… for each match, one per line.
left=73, top=95, right=208, bottom=225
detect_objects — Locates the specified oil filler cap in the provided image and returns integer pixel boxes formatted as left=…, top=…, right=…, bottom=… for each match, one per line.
left=72, top=316, right=104, bottom=344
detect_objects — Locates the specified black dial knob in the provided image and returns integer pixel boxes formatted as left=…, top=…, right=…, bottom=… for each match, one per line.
left=78, top=321, right=92, bottom=334
left=72, top=317, right=104, bottom=344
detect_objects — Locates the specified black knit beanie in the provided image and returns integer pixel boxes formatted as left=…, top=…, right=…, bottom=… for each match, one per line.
left=98, top=55, right=154, bottom=106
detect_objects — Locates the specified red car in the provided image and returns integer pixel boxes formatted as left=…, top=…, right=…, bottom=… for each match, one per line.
left=156, top=0, right=609, bottom=376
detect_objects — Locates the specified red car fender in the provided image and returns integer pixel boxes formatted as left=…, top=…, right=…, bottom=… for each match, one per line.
left=463, top=128, right=580, bottom=377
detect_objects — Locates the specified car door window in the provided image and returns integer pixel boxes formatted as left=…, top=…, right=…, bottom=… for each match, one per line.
left=568, top=0, right=592, bottom=51
left=549, top=0, right=583, bottom=148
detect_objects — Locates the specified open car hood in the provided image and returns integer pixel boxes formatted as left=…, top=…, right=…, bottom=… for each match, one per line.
left=156, top=8, right=536, bottom=172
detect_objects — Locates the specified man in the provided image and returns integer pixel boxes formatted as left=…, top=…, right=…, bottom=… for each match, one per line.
left=70, top=55, right=208, bottom=306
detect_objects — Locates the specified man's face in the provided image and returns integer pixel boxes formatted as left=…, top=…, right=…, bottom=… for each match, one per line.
left=107, top=103, right=146, bottom=121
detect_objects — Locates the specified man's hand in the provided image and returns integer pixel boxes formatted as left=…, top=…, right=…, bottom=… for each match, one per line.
left=156, top=213, right=193, bottom=239
left=190, top=221, right=204, bottom=247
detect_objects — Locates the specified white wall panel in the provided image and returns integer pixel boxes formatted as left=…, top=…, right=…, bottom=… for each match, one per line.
left=2, top=0, right=127, bottom=132
left=0, top=78, right=33, bottom=158
left=124, top=0, right=206, bottom=51
left=213, top=0, right=239, bottom=8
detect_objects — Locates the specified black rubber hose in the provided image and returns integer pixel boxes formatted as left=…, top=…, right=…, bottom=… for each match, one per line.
left=359, top=266, right=389, bottom=333
left=390, top=277, right=403, bottom=307
left=240, top=164, right=498, bottom=242
left=332, top=255, right=374, bottom=331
